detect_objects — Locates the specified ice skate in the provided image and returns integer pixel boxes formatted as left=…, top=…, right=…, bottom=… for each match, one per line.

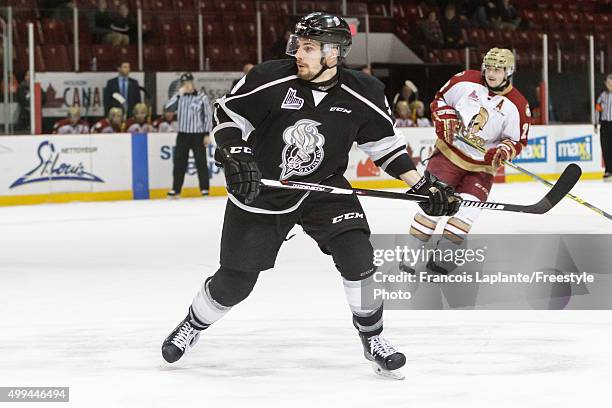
left=360, top=334, right=406, bottom=380
left=162, top=314, right=203, bottom=363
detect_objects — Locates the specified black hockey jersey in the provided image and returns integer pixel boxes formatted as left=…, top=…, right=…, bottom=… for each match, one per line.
left=213, top=59, right=415, bottom=213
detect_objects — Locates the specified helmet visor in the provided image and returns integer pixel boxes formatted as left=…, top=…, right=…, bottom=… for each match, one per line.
left=285, top=34, right=342, bottom=58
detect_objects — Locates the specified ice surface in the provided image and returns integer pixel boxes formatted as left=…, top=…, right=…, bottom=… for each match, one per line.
left=0, top=180, right=611, bottom=407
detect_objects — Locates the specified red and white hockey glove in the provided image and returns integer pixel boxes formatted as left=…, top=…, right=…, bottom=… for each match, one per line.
left=432, top=104, right=460, bottom=145
left=484, top=141, right=515, bottom=170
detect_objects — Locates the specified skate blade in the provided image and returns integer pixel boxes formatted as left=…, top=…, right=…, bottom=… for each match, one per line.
left=371, top=362, right=405, bottom=380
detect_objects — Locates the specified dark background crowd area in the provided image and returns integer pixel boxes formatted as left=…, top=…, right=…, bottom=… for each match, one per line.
left=1, top=0, right=611, bottom=130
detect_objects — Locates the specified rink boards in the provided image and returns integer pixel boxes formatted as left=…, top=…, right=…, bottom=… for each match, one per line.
left=0, top=125, right=603, bottom=206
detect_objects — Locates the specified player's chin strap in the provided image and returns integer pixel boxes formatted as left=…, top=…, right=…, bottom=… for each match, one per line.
left=311, top=56, right=337, bottom=80
left=302, top=65, right=340, bottom=92
left=306, top=54, right=342, bottom=91
left=484, top=74, right=512, bottom=94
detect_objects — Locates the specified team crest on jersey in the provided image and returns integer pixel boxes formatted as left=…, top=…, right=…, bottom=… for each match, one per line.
left=281, top=88, right=304, bottom=110
left=279, top=119, right=325, bottom=179
left=468, top=107, right=490, bottom=133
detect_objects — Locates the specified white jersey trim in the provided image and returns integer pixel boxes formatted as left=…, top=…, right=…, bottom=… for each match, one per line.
left=341, top=84, right=394, bottom=126
left=231, top=75, right=247, bottom=94
left=227, top=191, right=310, bottom=214
left=357, top=134, right=406, bottom=161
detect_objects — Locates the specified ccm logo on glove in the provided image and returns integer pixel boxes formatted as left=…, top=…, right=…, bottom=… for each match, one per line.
left=229, top=146, right=252, bottom=154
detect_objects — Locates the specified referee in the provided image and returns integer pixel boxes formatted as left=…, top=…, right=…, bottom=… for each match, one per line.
left=165, top=72, right=213, bottom=197
left=596, top=73, right=612, bottom=182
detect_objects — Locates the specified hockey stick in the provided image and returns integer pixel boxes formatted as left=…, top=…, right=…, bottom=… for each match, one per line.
left=454, top=132, right=612, bottom=221
left=112, top=92, right=126, bottom=106
left=261, top=164, right=580, bottom=214
left=112, top=92, right=128, bottom=122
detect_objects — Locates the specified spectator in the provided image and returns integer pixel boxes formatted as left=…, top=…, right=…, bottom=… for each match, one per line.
left=106, top=3, right=133, bottom=46
left=231, top=63, right=255, bottom=88
left=125, top=103, right=154, bottom=133
left=89, top=0, right=113, bottom=43
left=394, top=101, right=414, bottom=127
left=595, top=74, right=612, bottom=182
left=417, top=11, right=445, bottom=49
left=0, top=72, right=19, bottom=102
left=470, top=0, right=494, bottom=28
left=361, top=66, right=373, bottom=75
left=16, top=71, right=46, bottom=133
left=153, top=107, right=178, bottom=133
left=52, top=106, right=90, bottom=134
left=16, top=71, right=31, bottom=132
left=411, top=101, right=432, bottom=127
left=393, top=80, right=418, bottom=108
left=165, top=72, right=213, bottom=198
left=103, top=60, right=141, bottom=117
left=532, top=85, right=556, bottom=124
left=441, top=3, right=467, bottom=48
left=91, top=107, right=124, bottom=133
left=494, top=0, right=522, bottom=30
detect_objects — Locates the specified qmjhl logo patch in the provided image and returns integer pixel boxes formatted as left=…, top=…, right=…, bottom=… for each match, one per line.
left=281, top=88, right=304, bottom=110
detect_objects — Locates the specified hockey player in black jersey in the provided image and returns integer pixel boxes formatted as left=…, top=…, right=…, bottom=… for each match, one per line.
left=162, top=12, right=461, bottom=379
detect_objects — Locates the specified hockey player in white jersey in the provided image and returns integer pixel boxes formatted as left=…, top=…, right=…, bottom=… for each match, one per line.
left=406, top=48, right=531, bottom=274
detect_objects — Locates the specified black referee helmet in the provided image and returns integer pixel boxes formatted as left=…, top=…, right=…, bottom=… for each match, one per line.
left=180, top=72, right=194, bottom=83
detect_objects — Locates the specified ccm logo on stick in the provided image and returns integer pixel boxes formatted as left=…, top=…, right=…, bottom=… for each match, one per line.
left=332, top=212, right=364, bottom=223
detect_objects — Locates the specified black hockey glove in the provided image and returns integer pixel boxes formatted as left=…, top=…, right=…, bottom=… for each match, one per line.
left=215, top=145, right=262, bottom=204
left=409, top=171, right=462, bottom=217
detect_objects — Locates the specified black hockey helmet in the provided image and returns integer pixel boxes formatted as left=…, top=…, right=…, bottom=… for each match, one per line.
left=287, top=12, right=352, bottom=58
left=180, top=72, right=194, bottom=83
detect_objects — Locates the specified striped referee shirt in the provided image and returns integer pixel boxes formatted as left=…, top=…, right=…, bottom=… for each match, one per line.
left=596, top=90, right=612, bottom=123
left=164, top=90, right=213, bottom=133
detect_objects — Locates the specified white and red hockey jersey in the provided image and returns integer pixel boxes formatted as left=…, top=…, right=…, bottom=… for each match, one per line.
left=91, top=119, right=122, bottom=133
left=152, top=118, right=178, bottom=133
left=431, top=70, right=531, bottom=174
left=124, top=118, right=155, bottom=133
left=52, top=118, right=90, bottom=134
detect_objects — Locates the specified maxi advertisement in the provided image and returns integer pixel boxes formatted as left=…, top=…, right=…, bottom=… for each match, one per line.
left=0, top=125, right=603, bottom=206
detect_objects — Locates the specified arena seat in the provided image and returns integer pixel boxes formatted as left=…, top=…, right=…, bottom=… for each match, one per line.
left=41, top=19, right=69, bottom=44
left=164, top=46, right=187, bottom=71
left=42, top=45, right=72, bottom=71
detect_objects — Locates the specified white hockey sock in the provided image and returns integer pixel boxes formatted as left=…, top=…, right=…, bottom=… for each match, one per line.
left=440, top=193, right=481, bottom=245
left=409, top=212, right=441, bottom=242
left=190, top=279, right=231, bottom=328
left=343, top=277, right=384, bottom=334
